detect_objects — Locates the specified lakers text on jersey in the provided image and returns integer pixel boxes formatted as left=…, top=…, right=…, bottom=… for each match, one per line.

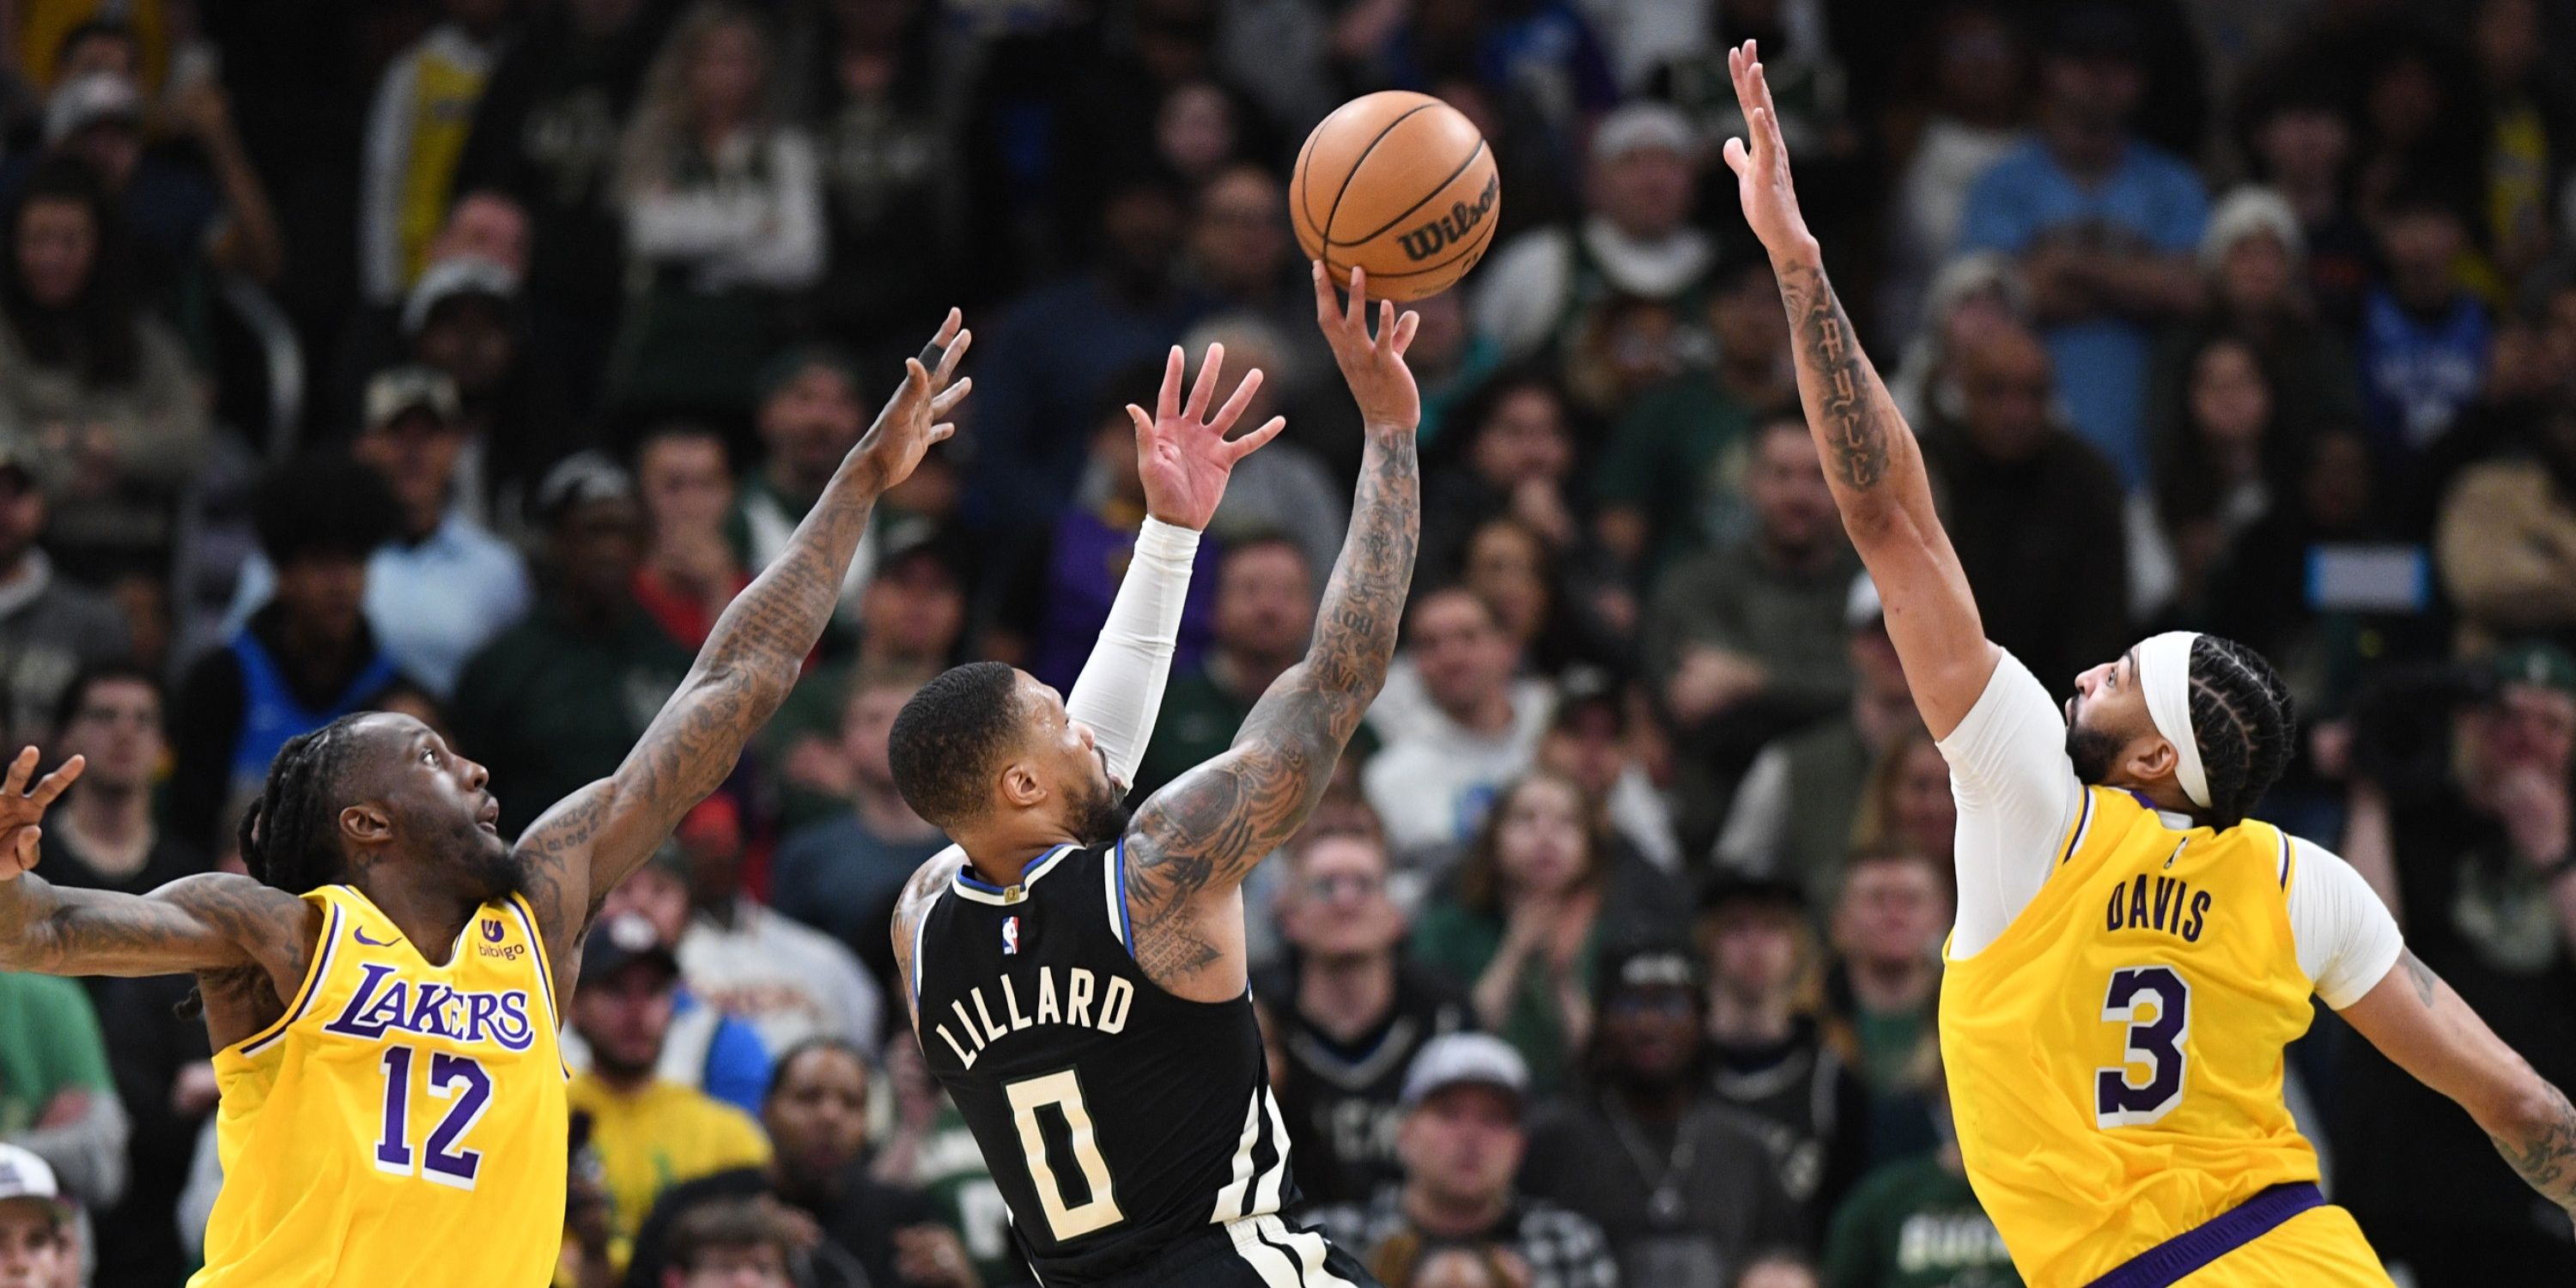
left=191, top=884, right=569, bottom=1287
left=913, top=842, right=1350, bottom=1287
left=1939, top=787, right=2354, bottom=1285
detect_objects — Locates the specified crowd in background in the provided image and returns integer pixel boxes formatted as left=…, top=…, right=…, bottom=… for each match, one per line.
left=0, top=0, right=2573, bottom=1285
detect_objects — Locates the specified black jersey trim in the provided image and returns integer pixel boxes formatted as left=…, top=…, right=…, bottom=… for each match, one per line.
left=953, top=843, right=1078, bottom=905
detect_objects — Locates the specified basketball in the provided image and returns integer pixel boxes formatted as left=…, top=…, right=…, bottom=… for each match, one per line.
left=1290, top=91, right=1501, bottom=302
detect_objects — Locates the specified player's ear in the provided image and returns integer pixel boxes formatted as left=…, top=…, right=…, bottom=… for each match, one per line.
left=999, top=760, right=1046, bottom=810
left=2132, top=735, right=2178, bottom=788
left=340, top=801, right=392, bottom=844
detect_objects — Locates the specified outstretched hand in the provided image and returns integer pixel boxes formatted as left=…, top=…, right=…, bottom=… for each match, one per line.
left=0, top=747, right=82, bottom=878
left=1313, top=263, right=1421, bottom=432
left=1720, top=41, right=1814, bottom=257
left=853, top=308, right=974, bottom=490
left=1130, top=342, right=1288, bottom=532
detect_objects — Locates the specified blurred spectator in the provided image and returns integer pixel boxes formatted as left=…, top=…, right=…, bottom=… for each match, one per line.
left=0, top=444, right=125, bottom=744
left=1819, top=848, right=1948, bottom=1105
left=427, top=188, right=532, bottom=278
left=228, top=367, right=532, bottom=699
left=771, top=668, right=946, bottom=981
left=966, top=175, right=1205, bottom=525
left=1308, top=1033, right=1619, bottom=1288
left=1408, top=290, right=1507, bottom=452
left=358, top=0, right=511, bottom=305
left=1698, top=876, right=1870, bottom=1238
left=631, top=419, right=750, bottom=652
left=1473, top=104, right=1713, bottom=380
left=1363, top=589, right=1551, bottom=861
left=1022, top=391, right=1219, bottom=691
left=577, top=882, right=774, bottom=1117
left=1737, top=1252, right=1823, bottom=1288
left=1461, top=516, right=1624, bottom=680
left=85, top=970, right=210, bottom=1287
left=2335, top=644, right=2576, bottom=1283
left=1522, top=947, right=1802, bottom=1288
left=19, top=11, right=157, bottom=92
left=33, top=664, right=198, bottom=897
left=1876, top=5, right=2029, bottom=345
left=849, top=521, right=968, bottom=671
left=1717, top=574, right=1916, bottom=909
left=648, top=1195, right=797, bottom=1288
left=2436, top=390, right=2576, bottom=653
left=607, top=3, right=825, bottom=414
left=0, top=156, right=209, bottom=586
left=0, top=1145, right=75, bottom=1288
left=2143, top=333, right=2291, bottom=623
left=2347, top=43, right=2485, bottom=259
left=1885, top=253, right=2025, bottom=433
left=1919, top=326, right=2130, bottom=698
left=1956, top=4, right=2208, bottom=487
left=398, top=253, right=580, bottom=528
left=1170, top=319, right=1348, bottom=574
left=1258, top=829, right=1470, bottom=1207
left=565, top=917, right=772, bottom=1283
left=452, top=453, right=691, bottom=833
left=1595, top=258, right=1795, bottom=577
left=1132, top=533, right=1314, bottom=799
left=868, top=1042, right=1021, bottom=1288
left=2470, top=0, right=2572, bottom=288
left=1646, top=415, right=1858, bottom=851
left=453, top=0, right=667, bottom=405
left=1646, top=0, right=1855, bottom=180
left=1819, top=1055, right=2018, bottom=1288
left=2236, top=74, right=2374, bottom=330
left=671, top=793, right=885, bottom=1058
left=1412, top=771, right=1684, bottom=1092
left=0, top=969, right=125, bottom=1210
left=1420, top=374, right=1587, bottom=599
left=169, top=454, right=407, bottom=854
left=2149, top=187, right=2359, bottom=450
left=804, top=0, right=963, bottom=365
left=1182, top=167, right=1326, bottom=402
left=1849, top=730, right=1955, bottom=874
left=1536, top=671, right=1680, bottom=874
left=2357, top=189, right=2488, bottom=463
left=624, top=1040, right=974, bottom=1288
left=1367, top=1, right=1615, bottom=238
left=730, top=347, right=872, bottom=625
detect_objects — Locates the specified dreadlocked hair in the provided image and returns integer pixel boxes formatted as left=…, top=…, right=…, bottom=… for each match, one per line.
left=2185, top=635, right=2297, bottom=829
left=238, top=716, right=373, bottom=895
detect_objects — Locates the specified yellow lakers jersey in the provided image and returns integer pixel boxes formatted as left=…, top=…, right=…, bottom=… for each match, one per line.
left=191, top=884, right=569, bottom=1287
left=1940, top=787, right=2321, bottom=1285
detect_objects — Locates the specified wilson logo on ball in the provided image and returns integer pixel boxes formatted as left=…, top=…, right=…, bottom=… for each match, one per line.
left=1395, top=173, right=1500, bottom=263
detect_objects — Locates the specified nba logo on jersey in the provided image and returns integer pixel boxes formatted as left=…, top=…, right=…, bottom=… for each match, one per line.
left=1003, top=916, right=1020, bottom=955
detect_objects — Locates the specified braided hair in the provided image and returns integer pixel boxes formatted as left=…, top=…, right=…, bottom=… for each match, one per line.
left=236, top=715, right=375, bottom=895
left=2184, top=635, right=2297, bottom=830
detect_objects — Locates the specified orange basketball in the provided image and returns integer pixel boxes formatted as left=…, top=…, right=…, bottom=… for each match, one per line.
left=1290, top=91, right=1500, bottom=303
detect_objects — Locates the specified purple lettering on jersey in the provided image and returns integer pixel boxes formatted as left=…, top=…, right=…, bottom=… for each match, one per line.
left=319, top=961, right=536, bottom=1051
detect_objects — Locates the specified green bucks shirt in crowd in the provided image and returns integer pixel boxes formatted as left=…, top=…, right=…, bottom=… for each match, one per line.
left=1824, top=1153, right=2021, bottom=1288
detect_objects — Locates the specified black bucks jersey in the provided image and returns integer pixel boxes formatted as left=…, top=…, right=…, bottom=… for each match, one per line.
left=912, top=841, right=1337, bottom=1287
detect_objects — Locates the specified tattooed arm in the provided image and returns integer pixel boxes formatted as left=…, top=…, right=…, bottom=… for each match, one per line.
left=1117, top=264, right=1423, bottom=1002
left=1722, top=41, right=1995, bottom=738
left=513, top=313, right=972, bottom=973
left=2342, top=951, right=2576, bottom=1224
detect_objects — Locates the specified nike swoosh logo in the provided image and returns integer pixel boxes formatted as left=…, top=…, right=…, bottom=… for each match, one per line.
left=353, top=927, right=398, bottom=948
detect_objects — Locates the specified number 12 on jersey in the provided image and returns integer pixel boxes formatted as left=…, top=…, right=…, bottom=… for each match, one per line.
left=374, top=1045, right=494, bottom=1188
left=2096, top=965, right=2190, bottom=1128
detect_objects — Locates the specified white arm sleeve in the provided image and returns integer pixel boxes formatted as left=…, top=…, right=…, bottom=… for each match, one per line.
left=2287, top=837, right=2406, bottom=1010
left=1936, top=651, right=2085, bottom=957
left=1066, top=517, right=1201, bottom=787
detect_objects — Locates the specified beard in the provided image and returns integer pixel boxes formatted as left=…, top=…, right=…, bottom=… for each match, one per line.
left=2066, top=721, right=2124, bottom=786
left=1066, top=775, right=1134, bottom=848
left=453, top=824, right=528, bottom=903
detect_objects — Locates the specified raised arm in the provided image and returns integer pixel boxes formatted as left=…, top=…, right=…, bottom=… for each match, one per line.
left=2341, top=951, right=2576, bottom=1232
left=1724, top=42, right=1996, bottom=738
left=1117, top=264, right=1421, bottom=999
left=516, top=313, right=972, bottom=960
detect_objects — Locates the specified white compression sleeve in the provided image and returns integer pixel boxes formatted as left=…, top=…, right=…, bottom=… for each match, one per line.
left=1936, top=650, right=2086, bottom=958
left=2287, top=837, right=2406, bottom=1010
left=1066, top=517, right=1201, bottom=790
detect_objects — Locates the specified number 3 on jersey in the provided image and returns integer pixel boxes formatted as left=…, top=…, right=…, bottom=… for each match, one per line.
left=374, top=1045, right=494, bottom=1188
left=2096, top=965, right=2190, bottom=1128
left=1006, top=1070, right=1126, bottom=1240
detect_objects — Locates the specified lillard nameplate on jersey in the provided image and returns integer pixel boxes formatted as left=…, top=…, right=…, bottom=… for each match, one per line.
left=912, top=841, right=1293, bottom=1285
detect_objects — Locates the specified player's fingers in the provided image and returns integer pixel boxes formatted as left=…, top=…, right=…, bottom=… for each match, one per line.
left=1186, top=343, right=1224, bottom=422
left=928, top=423, right=956, bottom=444
left=28, top=756, right=83, bottom=809
left=1127, top=404, right=1155, bottom=445
left=932, top=306, right=961, bottom=349
left=1375, top=298, right=1396, bottom=354
left=1210, top=366, right=1263, bottom=433
left=1346, top=266, right=1369, bottom=330
left=932, top=327, right=971, bottom=386
left=1226, top=415, right=1287, bottom=460
left=1311, top=261, right=1338, bottom=332
left=1393, top=308, right=1421, bottom=356
left=902, top=357, right=931, bottom=400
left=14, top=826, right=36, bottom=868
left=928, top=376, right=972, bottom=417
left=1722, top=136, right=1750, bottom=176
left=2, top=747, right=32, bottom=797
left=1157, top=345, right=1184, bottom=422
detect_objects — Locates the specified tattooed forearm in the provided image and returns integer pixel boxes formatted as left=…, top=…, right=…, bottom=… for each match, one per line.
left=2488, top=1081, right=2576, bottom=1212
left=0, top=872, right=299, bottom=978
left=1775, top=260, right=1893, bottom=493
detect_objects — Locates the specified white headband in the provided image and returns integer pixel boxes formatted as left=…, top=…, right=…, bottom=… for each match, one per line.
left=2136, top=631, right=2208, bottom=811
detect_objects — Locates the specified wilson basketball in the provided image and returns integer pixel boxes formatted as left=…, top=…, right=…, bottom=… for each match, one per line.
left=1291, top=92, right=1500, bottom=302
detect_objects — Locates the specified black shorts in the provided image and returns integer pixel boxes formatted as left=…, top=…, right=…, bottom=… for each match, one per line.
left=1079, top=1216, right=1383, bottom=1288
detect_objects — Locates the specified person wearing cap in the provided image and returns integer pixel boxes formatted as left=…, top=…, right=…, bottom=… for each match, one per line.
left=357, top=0, right=510, bottom=306
left=1471, top=102, right=1714, bottom=373
left=449, top=452, right=696, bottom=835
left=1307, top=1033, right=1618, bottom=1288
left=1716, top=571, right=1918, bottom=909
left=1521, top=947, right=1801, bottom=1288
left=222, top=365, right=532, bottom=701
left=0, top=442, right=125, bottom=746
left=1698, top=875, right=1870, bottom=1236
left=167, top=453, right=412, bottom=854
left=568, top=912, right=774, bottom=1283
left=1955, top=3, right=2209, bottom=490
left=1728, top=46, right=2576, bottom=1285
left=2331, top=641, right=2576, bottom=1281
left=0, top=1142, right=75, bottom=1288
left=582, top=848, right=774, bottom=1117
left=669, top=793, right=886, bottom=1062
left=392, top=251, right=581, bottom=527
left=1645, top=411, right=1860, bottom=850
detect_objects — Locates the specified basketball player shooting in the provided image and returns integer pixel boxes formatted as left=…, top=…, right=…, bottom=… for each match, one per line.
left=1723, top=41, right=2576, bottom=1288
left=885, top=263, right=1420, bottom=1288
left=0, top=313, right=974, bottom=1286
